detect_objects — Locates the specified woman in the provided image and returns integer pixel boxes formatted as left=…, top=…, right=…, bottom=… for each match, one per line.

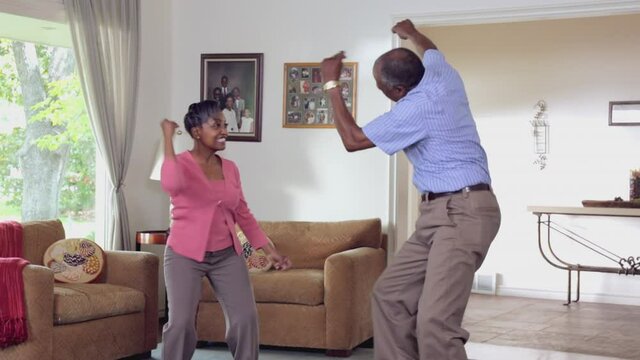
left=160, top=100, right=291, bottom=360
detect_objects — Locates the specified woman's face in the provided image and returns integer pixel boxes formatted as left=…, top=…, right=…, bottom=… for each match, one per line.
left=197, top=113, right=228, bottom=151
left=225, top=97, right=234, bottom=109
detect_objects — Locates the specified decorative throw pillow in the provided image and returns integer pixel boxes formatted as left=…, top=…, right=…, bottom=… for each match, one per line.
left=43, top=238, right=105, bottom=283
left=236, top=227, right=274, bottom=273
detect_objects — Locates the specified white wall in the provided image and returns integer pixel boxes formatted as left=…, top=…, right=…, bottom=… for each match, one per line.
left=127, top=0, right=640, bottom=308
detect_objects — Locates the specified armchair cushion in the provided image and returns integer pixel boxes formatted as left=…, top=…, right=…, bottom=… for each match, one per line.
left=53, top=283, right=145, bottom=325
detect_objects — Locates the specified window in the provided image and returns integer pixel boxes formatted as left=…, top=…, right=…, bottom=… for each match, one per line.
left=0, top=13, right=98, bottom=241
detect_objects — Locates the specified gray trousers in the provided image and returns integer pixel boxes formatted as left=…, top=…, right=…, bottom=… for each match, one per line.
left=162, top=246, right=258, bottom=360
left=373, top=189, right=501, bottom=360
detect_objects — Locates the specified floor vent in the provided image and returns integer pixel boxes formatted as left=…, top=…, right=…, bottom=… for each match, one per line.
left=472, top=273, right=497, bottom=295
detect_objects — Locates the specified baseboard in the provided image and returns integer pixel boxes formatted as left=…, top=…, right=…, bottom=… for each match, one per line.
left=496, top=285, right=640, bottom=306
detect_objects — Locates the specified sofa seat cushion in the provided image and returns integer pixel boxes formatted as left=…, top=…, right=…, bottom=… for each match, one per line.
left=53, top=283, right=145, bottom=325
left=201, top=269, right=324, bottom=306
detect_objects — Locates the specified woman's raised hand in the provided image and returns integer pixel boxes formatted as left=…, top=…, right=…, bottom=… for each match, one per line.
left=161, top=119, right=179, bottom=138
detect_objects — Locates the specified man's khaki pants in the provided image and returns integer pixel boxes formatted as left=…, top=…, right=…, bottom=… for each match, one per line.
left=373, top=189, right=501, bottom=360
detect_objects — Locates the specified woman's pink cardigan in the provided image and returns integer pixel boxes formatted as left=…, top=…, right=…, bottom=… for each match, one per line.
left=161, top=151, right=268, bottom=261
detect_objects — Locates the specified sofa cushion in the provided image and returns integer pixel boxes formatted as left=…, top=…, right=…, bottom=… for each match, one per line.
left=53, top=283, right=145, bottom=325
left=201, top=269, right=324, bottom=306
left=237, top=227, right=273, bottom=273
left=258, top=218, right=381, bottom=269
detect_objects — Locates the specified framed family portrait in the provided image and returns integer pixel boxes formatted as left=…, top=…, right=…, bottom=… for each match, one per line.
left=609, top=101, right=640, bottom=126
left=201, top=53, right=263, bottom=141
left=282, top=62, right=357, bottom=128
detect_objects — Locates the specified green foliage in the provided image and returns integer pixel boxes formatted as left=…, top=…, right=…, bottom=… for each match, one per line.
left=0, top=126, right=24, bottom=206
left=0, top=39, right=21, bottom=104
left=0, top=39, right=95, bottom=220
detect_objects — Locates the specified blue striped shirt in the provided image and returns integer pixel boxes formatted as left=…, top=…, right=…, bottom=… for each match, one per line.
left=363, top=50, right=491, bottom=193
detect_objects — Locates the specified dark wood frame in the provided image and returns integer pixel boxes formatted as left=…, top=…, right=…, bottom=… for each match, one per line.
left=200, top=53, right=263, bottom=141
left=609, top=100, right=640, bottom=126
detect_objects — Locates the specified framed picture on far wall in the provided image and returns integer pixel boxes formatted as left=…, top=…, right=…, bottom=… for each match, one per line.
left=609, top=100, right=640, bottom=126
left=282, top=62, right=357, bottom=128
left=201, top=53, right=263, bottom=142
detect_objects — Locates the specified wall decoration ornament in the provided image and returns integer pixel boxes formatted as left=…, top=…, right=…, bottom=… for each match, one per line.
left=282, top=62, right=357, bottom=128
left=531, top=100, right=548, bottom=170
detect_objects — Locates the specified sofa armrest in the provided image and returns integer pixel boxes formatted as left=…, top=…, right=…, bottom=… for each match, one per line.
left=324, top=247, right=386, bottom=350
left=2, top=265, right=54, bottom=360
left=102, top=250, right=159, bottom=350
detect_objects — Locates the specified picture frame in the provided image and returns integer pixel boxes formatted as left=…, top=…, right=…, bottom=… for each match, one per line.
left=609, top=101, right=640, bottom=126
left=201, top=53, right=263, bottom=141
left=282, top=62, right=357, bottom=128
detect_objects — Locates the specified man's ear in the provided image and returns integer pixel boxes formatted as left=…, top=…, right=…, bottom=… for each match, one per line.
left=393, top=85, right=409, bottom=99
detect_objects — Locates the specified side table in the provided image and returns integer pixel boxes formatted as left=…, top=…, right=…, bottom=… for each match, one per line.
left=135, top=229, right=168, bottom=251
left=135, top=230, right=169, bottom=323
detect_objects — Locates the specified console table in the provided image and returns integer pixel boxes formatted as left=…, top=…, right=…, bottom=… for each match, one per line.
left=527, top=206, right=640, bottom=305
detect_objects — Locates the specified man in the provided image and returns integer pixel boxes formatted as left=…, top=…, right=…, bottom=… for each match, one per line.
left=220, top=75, right=231, bottom=97
left=231, top=87, right=245, bottom=127
left=320, top=19, right=501, bottom=360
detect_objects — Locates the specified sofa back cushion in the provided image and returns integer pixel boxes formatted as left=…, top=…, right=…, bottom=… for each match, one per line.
left=22, top=219, right=66, bottom=265
left=258, top=218, right=381, bottom=269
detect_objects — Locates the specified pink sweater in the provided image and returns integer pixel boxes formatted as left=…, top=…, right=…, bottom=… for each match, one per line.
left=161, top=151, right=269, bottom=262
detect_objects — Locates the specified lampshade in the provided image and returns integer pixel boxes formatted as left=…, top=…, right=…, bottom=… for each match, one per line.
left=149, top=131, right=193, bottom=181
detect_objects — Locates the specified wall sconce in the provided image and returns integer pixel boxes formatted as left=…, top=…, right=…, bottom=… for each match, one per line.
left=531, top=100, right=548, bottom=170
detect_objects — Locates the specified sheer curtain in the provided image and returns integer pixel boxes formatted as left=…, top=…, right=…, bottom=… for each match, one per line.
left=64, top=0, right=140, bottom=250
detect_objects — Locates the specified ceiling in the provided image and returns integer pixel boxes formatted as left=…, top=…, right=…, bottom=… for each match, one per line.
left=0, top=11, right=71, bottom=47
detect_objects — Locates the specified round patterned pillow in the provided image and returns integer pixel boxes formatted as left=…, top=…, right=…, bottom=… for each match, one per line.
left=237, top=228, right=274, bottom=273
left=43, top=238, right=105, bottom=283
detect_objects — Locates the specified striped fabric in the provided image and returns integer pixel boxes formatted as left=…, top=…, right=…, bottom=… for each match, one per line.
left=363, top=50, right=491, bottom=193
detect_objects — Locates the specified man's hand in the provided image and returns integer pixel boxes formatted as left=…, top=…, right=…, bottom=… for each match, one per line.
left=320, top=51, right=346, bottom=82
left=391, top=19, right=437, bottom=53
left=392, top=19, right=418, bottom=40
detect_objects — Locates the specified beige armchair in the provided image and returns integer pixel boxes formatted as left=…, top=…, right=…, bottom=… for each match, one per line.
left=196, top=218, right=386, bottom=357
left=2, top=219, right=159, bottom=360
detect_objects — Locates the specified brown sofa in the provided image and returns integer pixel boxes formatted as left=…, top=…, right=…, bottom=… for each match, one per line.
left=196, top=218, right=386, bottom=357
left=2, top=219, right=159, bottom=360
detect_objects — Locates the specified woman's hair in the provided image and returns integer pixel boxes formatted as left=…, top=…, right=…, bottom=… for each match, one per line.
left=183, top=100, right=222, bottom=138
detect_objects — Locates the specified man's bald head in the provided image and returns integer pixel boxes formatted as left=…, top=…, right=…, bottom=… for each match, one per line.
left=374, top=48, right=425, bottom=95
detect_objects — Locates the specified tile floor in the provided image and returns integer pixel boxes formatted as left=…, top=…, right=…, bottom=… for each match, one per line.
left=149, top=294, right=639, bottom=359
left=463, top=294, right=640, bottom=359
